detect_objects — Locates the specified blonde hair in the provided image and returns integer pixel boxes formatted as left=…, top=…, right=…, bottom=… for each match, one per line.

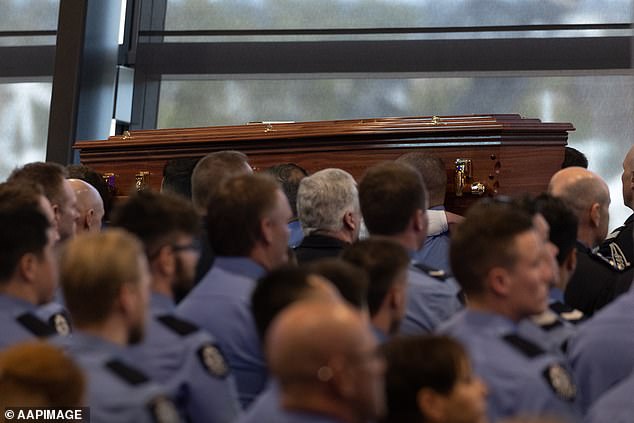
left=61, top=229, right=145, bottom=326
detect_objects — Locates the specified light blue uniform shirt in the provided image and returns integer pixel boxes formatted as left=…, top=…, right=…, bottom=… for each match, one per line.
left=0, top=294, right=56, bottom=349
left=413, top=205, right=452, bottom=275
left=585, top=370, right=634, bottom=423
left=130, top=292, right=241, bottom=423
left=288, top=220, right=304, bottom=248
left=177, top=256, right=267, bottom=409
left=438, top=309, right=580, bottom=423
left=567, top=288, right=634, bottom=413
left=54, top=332, right=181, bottom=423
left=399, top=262, right=463, bottom=335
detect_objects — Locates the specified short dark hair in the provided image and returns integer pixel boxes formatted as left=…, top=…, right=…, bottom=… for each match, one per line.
left=450, top=199, right=533, bottom=296
left=110, top=190, right=200, bottom=258
left=206, top=173, right=279, bottom=256
left=161, top=157, right=199, bottom=200
left=562, top=147, right=588, bottom=169
left=359, top=162, right=427, bottom=236
left=265, top=163, right=308, bottom=217
left=381, top=336, right=469, bottom=423
left=251, top=266, right=317, bottom=341
left=66, top=164, right=113, bottom=221
left=307, top=258, right=368, bottom=310
left=0, top=183, right=51, bottom=282
left=191, top=151, right=250, bottom=213
left=396, top=153, right=447, bottom=206
left=341, top=239, right=409, bottom=317
left=533, top=193, right=578, bottom=265
left=8, top=162, right=67, bottom=206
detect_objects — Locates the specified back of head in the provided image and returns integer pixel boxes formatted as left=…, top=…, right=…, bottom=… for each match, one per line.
left=396, top=153, right=447, bottom=207
left=341, top=238, right=409, bottom=317
left=0, top=341, right=84, bottom=408
left=60, top=229, right=146, bottom=327
left=265, top=163, right=308, bottom=218
left=297, top=168, right=359, bottom=235
left=191, top=151, right=250, bottom=214
left=206, top=173, right=279, bottom=256
left=381, top=335, right=468, bottom=423
left=548, top=167, right=609, bottom=220
left=307, top=258, right=368, bottom=310
left=110, top=190, right=200, bottom=257
left=561, top=147, right=588, bottom=169
left=532, top=193, right=578, bottom=265
left=251, top=266, right=338, bottom=341
left=0, top=183, right=51, bottom=283
left=161, top=157, right=199, bottom=200
left=450, top=199, right=533, bottom=297
left=359, top=162, right=428, bottom=236
left=8, top=162, right=66, bottom=206
left=66, top=164, right=113, bottom=221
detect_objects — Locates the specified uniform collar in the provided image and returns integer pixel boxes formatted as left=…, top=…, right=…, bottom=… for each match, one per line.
left=150, top=292, right=175, bottom=315
left=0, top=293, right=36, bottom=311
left=214, top=256, right=267, bottom=280
left=548, top=287, right=565, bottom=304
left=66, top=331, right=127, bottom=357
left=462, top=309, right=518, bottom=336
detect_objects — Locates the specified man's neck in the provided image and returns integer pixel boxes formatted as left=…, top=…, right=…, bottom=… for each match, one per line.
left=281, top=388, right=361, bottom=423
left=75, top=319, right=129, bottom=347
left=0, top=282, right=38, bottom=305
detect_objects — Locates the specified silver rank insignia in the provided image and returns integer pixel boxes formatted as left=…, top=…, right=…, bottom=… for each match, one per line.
left=149, top=396, right=181, bottom=423
left=198, top=344, right=229, bottom=378
left=51, top=313, right=71, bottom=336
left=544, top=364, right=576, bottom=401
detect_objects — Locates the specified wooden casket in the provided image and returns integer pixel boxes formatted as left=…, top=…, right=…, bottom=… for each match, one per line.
left=74, top=114, right=574, bottom=213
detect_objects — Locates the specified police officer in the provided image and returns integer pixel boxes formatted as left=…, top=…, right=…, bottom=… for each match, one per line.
left=549, top=166, right=622, bottom=315
left=438, top=200, right=580, bottom=422
left=56, top=229, right=180, bottom=423
left=178, top=173, right=292, bottom=408
left=596, top=144, right=634, bottom=272
left=111, top=190, right=241, bottom=422
left=0, top=183, right=64, bottom=348
left=517, top=194, right=584, bottom=355
left=358, top=162, right=463, bottom=335
left=585, top=367, right=634, bottom=423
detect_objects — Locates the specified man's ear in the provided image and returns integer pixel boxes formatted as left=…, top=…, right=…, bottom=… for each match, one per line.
left=17, top=253, right=38, bottom=283
left=343, top=210, right=356, bottom=232
left=412, top=209, right=426, bottom=232
left=487, top=267, right=511, bottom=297
left=417, top=388, right=445, bottom=422
left=85, top=208, right=95, bottom=230
left=260, top=217, right=274, bottom=245
left=589, top=202, right=601, bottom=228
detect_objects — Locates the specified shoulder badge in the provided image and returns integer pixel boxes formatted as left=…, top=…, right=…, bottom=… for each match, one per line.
left=156, top=314, right=198, bottom=336
left=105, top=359, right=150, bottom=386
left=16, top=312, right=56, bottom=337
left=197, top=344, right=229, bottom=378
left=502, top=334, right=545, bottom=358
left=412, top=262, right=448, bottom=281
left=49, top=313, right=71, bottom=336
left=543, top=363, right=576, bottom=402
left=607, top=242, right=630, bottom=271
left=148, top=396, right=181, bottom=423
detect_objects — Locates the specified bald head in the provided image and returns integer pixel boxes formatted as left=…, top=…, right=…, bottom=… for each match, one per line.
left=68, top=179, right=104, bottom=234
left=267, top=301, right=385, bottom=421
left=549, top=167, right=610, bottom=247
left=621, top=146, right=634, bottom=210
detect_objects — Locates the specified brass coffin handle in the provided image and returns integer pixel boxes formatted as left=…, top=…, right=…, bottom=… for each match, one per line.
left=455, top=159, right=486, bottom=197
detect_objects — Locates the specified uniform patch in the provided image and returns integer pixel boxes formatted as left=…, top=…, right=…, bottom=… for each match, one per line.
left=197, top=344, right=229, bottom=378
left=412, top=262, right=448, bottom=281
left=16, top=312, right=56, bottom=337
left=543, top=364, right=576, bottom=402
left=105, top=359, right=150, bottom=386
left=530, top=311, right=563, bottom=331
left=148, top=395, right=181, bottom=423
left=49, top=313, right=71, bottom=336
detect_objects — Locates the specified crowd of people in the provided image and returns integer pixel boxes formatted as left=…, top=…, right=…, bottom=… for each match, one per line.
left=1, top=144, right=633, bottom=423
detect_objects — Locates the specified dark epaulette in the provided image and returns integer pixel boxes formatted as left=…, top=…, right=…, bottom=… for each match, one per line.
left=16, top=312, right=56, bottom=337
left=106, top=359, right=150, bottom=386
left=412, top=262, right=448, bottom=281
left=502, top=334, right=545, bottom=358
left=156, top=314, right=199, bottom=336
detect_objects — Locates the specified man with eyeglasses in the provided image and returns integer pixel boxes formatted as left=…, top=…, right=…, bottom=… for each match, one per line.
left=110, top=190, right=241, bottom=423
